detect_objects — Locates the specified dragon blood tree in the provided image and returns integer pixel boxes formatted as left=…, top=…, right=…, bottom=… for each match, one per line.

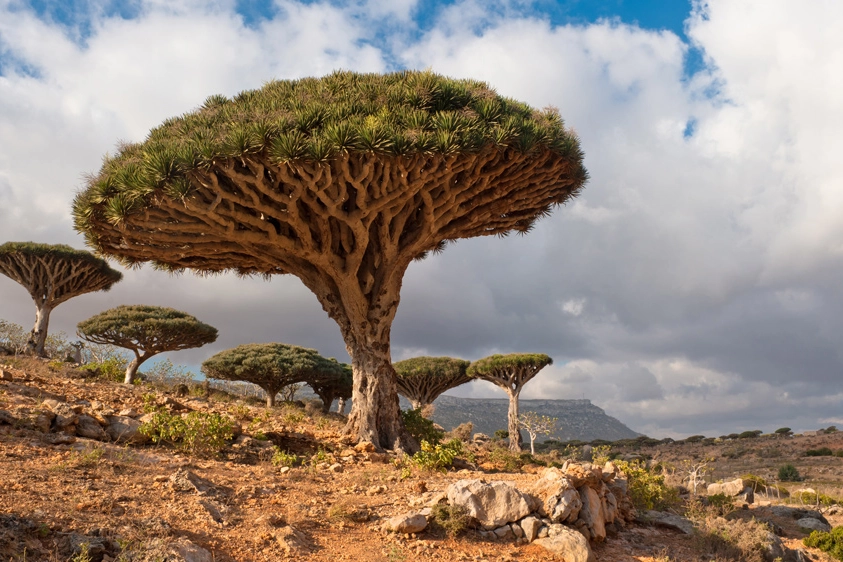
left=394, top=356, right=471, bottom=410
left=77, top=305, right=217, bottom=384
left=468, top=353, right=553, bottom=452
left=202, top=343, right=344, bottom=408
left=72, top=70, right=587, bottom=451
left=308, top=359, right=353, bottom=413
left=0, top=242, right=123, bottom=356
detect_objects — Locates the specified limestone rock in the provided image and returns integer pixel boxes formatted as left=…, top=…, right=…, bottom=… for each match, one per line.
left=528, top=468, right=582, bottom=523
left=33, top=411, right=54, bottom=433
left=577, top=485, right=606, bottom=542
left=796, top=517, right=831, bottom=533
left=105, top=415, right=149, bottom=444
left=565, top=464, right=602, bottom=489
left=643, top=510, right=695, bottom=535
left=535, top=525, right=596, bottom=562
left=511, top=522, right=524, bottom=538
left=274, top=525, right=311, bottom=555
left=447, top=479, right=532, bottom=529
left=520, top=516, right=542, bottom=542
left=770, top=506, right=829, bottom=525
left=169, top=469, right=216, bottom=495
left=493, top=524, right=514, bottom=540
left=386, top=513, right=428, bottom=534
left=76, top=415, right=108, bottom=440
left=707, top=478, right=745, bottom=496
left=355, top=441, right=376, bottom=453
left=168, top=537, right=214, bottom=562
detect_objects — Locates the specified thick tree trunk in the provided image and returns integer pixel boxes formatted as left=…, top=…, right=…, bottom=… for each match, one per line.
left=27, top=304, right=52, bottom=357
left=337, top=397, right=347, bottom=415
left=344, top=343, right=416, bottom=452
left=316, top=390, right=335, bottom=414
left=265, top=389, right=276, bottom=408
left=507, top=389, right=523, bottom=453
left=124, top=351, right=151, bottom=385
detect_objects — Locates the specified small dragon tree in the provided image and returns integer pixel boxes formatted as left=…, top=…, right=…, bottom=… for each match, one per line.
left=519, top=412, right=558, bottom=455
left=308, top=359, right=353, bottom=413
left=202, top=343, right=345, bottom=408
left=72, top=70, right=587, bottom=451
left=0, top=242, right=122, bottom=356
left=394, top=356, right=471, bottom=410
left=468, top=353, right=553, bottom=452
left=77, top=305, right=217, bottom=384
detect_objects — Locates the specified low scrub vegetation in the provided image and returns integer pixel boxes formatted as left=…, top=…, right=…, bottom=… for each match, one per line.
left=804, top=527, right=843, bottom=561
left=139, top=409, right=235, bottom=457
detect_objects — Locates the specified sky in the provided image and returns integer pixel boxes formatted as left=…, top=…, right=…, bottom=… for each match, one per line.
left=0, top=0, right=841, bottom=439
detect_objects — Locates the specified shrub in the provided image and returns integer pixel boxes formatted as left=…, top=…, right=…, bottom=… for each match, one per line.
left=613, top=460, right=681, bottom=511
left=140, top=409, right=234, bottom=456
left=774, top=427, right=792, bottom=435
left=493, top=429, right=509, bottom=441
left=409, top=439, right=464, bottom=472
left=706, top=493, right=735, bottom=515
left=805, top=447, right=834, bottom=457
left=693, top=515, right=778, bottom=562
left=81, top=355, right=129, bottom=383
left=401, top=408, right=443, bottom=446
left=487, top=446, right=526, bottom=472
left=430, top=504, right=471, bottom=537
left=778, top=463, right=802, bottom=482
left=271, top=447, right=300, bottom=468
left=449, top=422, right=473, bottom=442
left=803, top=527, right=843, bottom=561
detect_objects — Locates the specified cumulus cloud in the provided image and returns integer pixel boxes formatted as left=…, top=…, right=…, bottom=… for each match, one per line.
left=0, top=0, right=841, bottom=438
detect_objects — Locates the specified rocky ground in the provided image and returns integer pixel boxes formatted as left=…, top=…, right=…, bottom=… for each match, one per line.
left=1, top=356, right=842, bottom=562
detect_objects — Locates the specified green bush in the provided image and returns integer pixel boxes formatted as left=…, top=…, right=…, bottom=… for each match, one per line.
left=271, top=447, right=300, bottom=468
left=140, top=409, right=234, bottom=456
left=805, top=447, right=834, bottom=457
left=778, top=463, right=802, bottom=482
left=430, top=504, right=471, bottom=537
left=804, top=527, right=843, bottom=561
left=493, top=429, right=509, bottom=441
left=401, top=408, right=443, bottom=446
left=706, top=493, right=735, bottom=515
left=81, top=355, right=129, bottom=383
left=613, top=460, right=681, bottom=511
left=409, top=439, right=464, bottom=472
left=488, top=446, right=526, bottom=471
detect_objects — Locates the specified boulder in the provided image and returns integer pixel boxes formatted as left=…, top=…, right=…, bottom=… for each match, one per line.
left=769, top=506, right=829, bottom=525
left=565, top=464, right=602, bottom=489
left=33, top=411, right=54, bottom=433
left=169, top=469, right=216, bottom=495
left=447, top=479, right=532, bottom=530
left=386, top=513, right=428, bottom=534
left=493, top=524, right=514, bottom=540
left=520, top=515, right=542, bottom=542
left=76, top=415, right=108, bottom=440
left=535, top=525, right=596, bottom=562
left=796, top=517, right=831, bottom=533
left=577, top=486, right=606, bottom=542
left=707, top=478, right=745, bottom=496
left=527, top=468, right=582, bottom=523
left=642, top=510, right=695, bottom=535
left=105, top=415, right=149, bottom=444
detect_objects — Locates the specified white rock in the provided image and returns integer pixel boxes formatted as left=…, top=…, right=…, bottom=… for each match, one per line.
left=447, top=479, right=532, bottom=530
left=386, top=513, right=428, bottom=534
left=534, top=525, right=595, bottom=562
left=521, top=516, right=542, bottom=542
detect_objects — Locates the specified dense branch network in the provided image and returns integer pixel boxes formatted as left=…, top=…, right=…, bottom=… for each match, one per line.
left=394, top=356, right=471, bottom=409
left=0, top=242, right=122, bottom=356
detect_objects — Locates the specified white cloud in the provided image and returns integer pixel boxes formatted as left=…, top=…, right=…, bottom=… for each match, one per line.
left=1, top=0, right=842, bottom=438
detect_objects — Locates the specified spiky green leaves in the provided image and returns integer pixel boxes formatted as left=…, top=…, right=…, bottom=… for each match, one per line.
left=73, top=70, right=586, bottom=235
left=467, top=353, right=553, bottom=377
left=77, top=305, right=218, bottom=355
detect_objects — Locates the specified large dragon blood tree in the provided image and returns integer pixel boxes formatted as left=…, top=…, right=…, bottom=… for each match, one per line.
left=72, top=70, right=587, bottom=451
left=0, top=242, right=123, bottom=356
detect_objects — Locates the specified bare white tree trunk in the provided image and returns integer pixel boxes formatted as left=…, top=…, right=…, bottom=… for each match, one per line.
left=27, top=304, right=52, bottom=357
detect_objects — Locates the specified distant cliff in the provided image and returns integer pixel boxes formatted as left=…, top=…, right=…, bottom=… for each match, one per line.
left=414, top=396, right=640, bottom=442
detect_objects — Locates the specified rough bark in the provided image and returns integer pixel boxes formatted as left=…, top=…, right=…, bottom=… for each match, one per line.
left=27, top=304, right=52, bottom=357
left=315, top=389, right=335, bottom=413
left=264, top=387, right=277, bottom=408
left=507, top=389, right=523, bottom=453
left=124, top=351, right=152, bottom=385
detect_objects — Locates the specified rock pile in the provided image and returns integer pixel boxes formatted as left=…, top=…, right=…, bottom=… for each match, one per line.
left=391, top=462, right=636, bottom=562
